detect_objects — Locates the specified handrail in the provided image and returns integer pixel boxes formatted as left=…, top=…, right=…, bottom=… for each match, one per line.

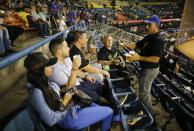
left=0, top=21, right=87, bottom=70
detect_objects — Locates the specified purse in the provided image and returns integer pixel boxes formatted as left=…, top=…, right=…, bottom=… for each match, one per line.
left=73, top=89, right=93, bottom=108
left=62, top=86, right=93, bottom=108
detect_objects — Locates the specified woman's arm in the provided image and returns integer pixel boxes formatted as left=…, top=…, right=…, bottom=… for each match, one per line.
left=29, top=88, right=67, bottom=126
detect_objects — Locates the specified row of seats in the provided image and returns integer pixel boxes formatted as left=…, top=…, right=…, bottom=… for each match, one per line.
left=152, top=73, right=194, bottom=131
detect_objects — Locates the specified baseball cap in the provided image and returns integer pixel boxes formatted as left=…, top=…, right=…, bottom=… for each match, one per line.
left=144, top=15, right=160, bottom=25
left=24, top=52, right=57, bottom=71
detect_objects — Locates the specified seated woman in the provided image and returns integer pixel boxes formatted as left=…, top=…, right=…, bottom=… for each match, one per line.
left=24, top=52, right=113, bottom=131
left=98, top=35, right=124, bottom=71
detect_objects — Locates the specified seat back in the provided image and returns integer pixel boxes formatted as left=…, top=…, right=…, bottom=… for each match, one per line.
left=2, top=108, right=44, bottom=131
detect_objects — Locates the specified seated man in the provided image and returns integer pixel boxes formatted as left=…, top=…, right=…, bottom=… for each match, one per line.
left=48, top=39, right=115, bottom=107
left=69, top=30, right=110, bottom=82
left=28, top=6, right=50, bottom=37
left=0, top=24, right=12, bottom=56
left=98, top=35, right=124, bottom=71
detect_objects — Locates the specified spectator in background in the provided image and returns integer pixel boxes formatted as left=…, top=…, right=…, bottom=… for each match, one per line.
left=56, top=0, right=65, bottom=18
left=79, top=10, right=89, bottom=25
left=37, top=6, right=51, bottom=27
left=0, top=24, right=12, bottom=57
left=67, top=8, right=77, bottom=26
left=55, top=16, right=67, bottom=39
left=3, top=9, right=24, bottom=46
left=50, top=0, right=59, bottom=18
left=15, top=0, right=24, bottom=12
left=56, top=17, right=67, bottom=32
left=28, top=5, right=50, bottom=37
left=18, top=5, right=31, bottom=29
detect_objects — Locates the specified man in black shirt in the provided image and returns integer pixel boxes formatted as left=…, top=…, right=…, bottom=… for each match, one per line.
left=69, top=30, right=110, bottom=81
left=124, top=15, right=164, bottom=130
left=97, top=35, right=120, bottom=71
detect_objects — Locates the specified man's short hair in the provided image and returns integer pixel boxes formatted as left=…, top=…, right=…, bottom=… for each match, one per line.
left=73, top=30, right=86, bottom=43
left=49, top=38, right=64, bottom=56
left=66, top=30, right=76, bottom=47
left=103, top=35, right=112, bottom=44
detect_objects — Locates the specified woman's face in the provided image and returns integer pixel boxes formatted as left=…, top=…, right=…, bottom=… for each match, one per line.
left=44, top=66, right=52, bottom=77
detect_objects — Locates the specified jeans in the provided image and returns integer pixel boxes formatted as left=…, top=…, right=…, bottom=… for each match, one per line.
left=0, top=27, right=11, bottom=54
left=77, top=80, right=103, bottom=101
left=30, top=22, right=50, bottom=37
left=139, top=67, right=159, bottom=116
left=58, top=103, right=113, bottom=131
left=5, top=25, right=24, bottom=42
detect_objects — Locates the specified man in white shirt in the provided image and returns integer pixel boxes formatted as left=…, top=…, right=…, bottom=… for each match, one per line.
left=49, top=39, right=108, bottom=102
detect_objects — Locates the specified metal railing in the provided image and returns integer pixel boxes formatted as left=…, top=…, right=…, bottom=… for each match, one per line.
left=0, top=21, right=87, bottom=70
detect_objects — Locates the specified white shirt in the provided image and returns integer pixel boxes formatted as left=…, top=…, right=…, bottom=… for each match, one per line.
left=59, top=20, right=67, bottom=31
left=49, top=57, right=80, bottom=86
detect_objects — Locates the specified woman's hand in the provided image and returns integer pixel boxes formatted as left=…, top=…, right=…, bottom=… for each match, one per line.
left=63, top=92, right=74, bottom=106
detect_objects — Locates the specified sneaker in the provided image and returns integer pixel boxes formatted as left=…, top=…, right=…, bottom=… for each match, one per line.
left=127, top=110, right=143, bottom=125
left=118, top=94, right=128, bottom=105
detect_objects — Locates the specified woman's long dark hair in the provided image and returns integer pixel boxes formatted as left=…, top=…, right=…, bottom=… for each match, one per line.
left=27, top=67, right=63, bottom=111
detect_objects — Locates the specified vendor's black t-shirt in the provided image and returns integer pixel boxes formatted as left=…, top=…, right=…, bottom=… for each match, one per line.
left=98, top=46, right=118, bottom=69
left=69, top=45, right=89, bottom=69
left=136, top=32, right=164, bottom=69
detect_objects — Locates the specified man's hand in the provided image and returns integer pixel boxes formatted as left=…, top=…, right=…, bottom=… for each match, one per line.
left=126, top=53, right=140, bottom=63
left=85, top=75, right=96, bottom=83
left=101, top=70, right=110, bottom=78
left=112, top=59, right=120, bottom=65
left=72, top=55, right=81, bottom=70
left=85, top=52, right=92, bottom=60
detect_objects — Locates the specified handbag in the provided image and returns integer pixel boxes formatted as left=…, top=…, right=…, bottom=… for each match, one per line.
left=62, top=86, right=93, bottom=108
left=73, top=89, right=93, bottom=108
